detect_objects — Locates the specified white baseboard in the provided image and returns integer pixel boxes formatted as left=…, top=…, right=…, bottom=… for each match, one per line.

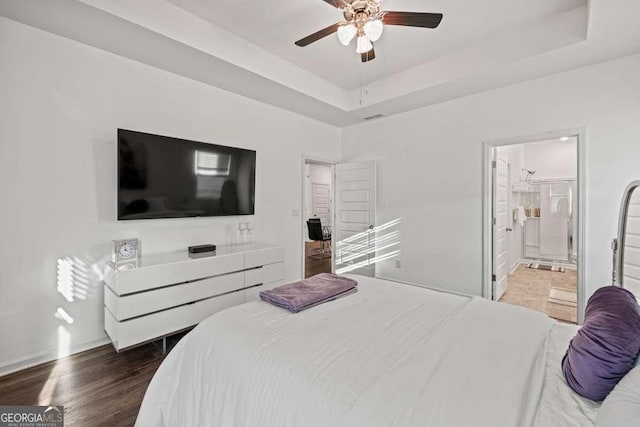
left=0, top=336, right=111, bottom=378
left=510, top=260, right=526, bottom=274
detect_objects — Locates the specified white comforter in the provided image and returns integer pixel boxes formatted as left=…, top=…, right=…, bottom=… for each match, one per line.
left=137, top=275, right=587, bottom=427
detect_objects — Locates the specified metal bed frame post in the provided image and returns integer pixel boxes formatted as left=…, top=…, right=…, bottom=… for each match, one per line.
left=613, top=180, right=640, bottom=288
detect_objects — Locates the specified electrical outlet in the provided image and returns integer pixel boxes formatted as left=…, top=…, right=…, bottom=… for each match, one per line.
left=395, top=260, right=402, bottom=269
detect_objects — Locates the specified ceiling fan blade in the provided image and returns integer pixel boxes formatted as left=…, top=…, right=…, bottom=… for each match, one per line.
left=322, top=0, right=348, bottom=9
left=295, top=23, right=340, bottom=47
left=382, top=12, right=443, bottom=28
left=361, top=47, right=375, bottom=63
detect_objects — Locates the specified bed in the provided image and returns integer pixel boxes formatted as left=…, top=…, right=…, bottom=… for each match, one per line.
left=136, top=275, right=600, bottom=427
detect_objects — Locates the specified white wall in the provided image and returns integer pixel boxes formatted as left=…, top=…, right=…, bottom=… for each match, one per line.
left=0, top=18, right=340, bottom=373
left=342, top=53, right=640, bottom=300
left=523, top=138, right=578, bottom=180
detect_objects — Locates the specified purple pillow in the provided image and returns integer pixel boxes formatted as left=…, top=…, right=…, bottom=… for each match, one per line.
left=562, top=286, right=640, bottom=401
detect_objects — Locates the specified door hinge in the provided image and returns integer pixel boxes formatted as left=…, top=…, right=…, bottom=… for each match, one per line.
left=492, top=274, right=497, bottom=282
left=491, top=160, right=497, bottom=168
left=493, top=218, right=497, bottom=226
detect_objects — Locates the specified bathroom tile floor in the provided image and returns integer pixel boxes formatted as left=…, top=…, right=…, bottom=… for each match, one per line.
left=499, top=264, right=577, bottom=324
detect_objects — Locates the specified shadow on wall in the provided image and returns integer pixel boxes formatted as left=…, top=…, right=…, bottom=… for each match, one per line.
left=335, top=218, right=402, bottom=274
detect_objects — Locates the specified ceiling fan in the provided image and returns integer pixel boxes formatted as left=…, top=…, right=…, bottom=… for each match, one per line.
left=295, top=0, right=443, bottom=63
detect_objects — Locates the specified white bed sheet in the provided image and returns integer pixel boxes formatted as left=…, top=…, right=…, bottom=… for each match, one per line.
left=136, top=275, right=594, bottom=427
left=534, top=323, right=601, bottom=426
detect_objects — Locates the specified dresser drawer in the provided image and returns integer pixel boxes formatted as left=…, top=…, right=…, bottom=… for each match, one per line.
left=105, top=252, right=245, bottom=295
left=244, top=262, right=285, bottom=287
left=245, top=247, right=284, bottom=269
left=104, top=271, right=244, bottom=321
left=105, top=290, right=244, bottom=351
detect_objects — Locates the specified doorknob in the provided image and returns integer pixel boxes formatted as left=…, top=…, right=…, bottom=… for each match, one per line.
left=506, top=227, right=513, bottom=232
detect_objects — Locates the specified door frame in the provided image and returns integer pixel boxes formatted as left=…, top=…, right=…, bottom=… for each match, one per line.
left=482, top=128, right=587, bottom=324
left=301, top=156, right=337, bottom=279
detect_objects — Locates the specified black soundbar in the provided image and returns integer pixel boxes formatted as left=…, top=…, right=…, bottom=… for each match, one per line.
left=188, top=244, right=217, bottom=254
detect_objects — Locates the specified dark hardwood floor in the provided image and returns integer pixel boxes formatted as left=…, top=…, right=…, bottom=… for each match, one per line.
left=0, top=334, right=186, bottom=426
left=305, top=240, right=332, bottom=278
left=1, top=252, right=331, bottom=426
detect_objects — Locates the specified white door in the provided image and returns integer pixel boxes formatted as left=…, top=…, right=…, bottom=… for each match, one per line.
left=312, top=183, right=331, bottom=226
left=493, top=152, right=509, bottom=300
left=335, top=161, right=376, bottom=277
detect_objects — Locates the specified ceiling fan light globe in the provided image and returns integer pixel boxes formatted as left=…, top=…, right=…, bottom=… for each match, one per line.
left=356, top=35, right=373, bottom=54
left=337, top=24, right=357, bottom=46
left=364, top=19, right=384, bottom=42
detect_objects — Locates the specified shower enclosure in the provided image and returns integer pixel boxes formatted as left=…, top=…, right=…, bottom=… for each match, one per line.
left=520, top=179, right=577, bottom=265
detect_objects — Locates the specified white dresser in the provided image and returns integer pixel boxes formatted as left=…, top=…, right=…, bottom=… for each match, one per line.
left=104, top=242, right=284, bottom=351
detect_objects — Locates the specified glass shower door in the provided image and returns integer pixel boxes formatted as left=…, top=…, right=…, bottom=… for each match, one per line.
left=539, top=182, right=571, bottom=262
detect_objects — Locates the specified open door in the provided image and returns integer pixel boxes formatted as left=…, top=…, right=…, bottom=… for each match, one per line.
left=311, top=183, right=331, bottom=225
left=493, top=151, right=509, bottom=300
left=334, top=161, right=377, bottom=277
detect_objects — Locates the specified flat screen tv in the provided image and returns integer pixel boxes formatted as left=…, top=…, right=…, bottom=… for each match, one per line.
left=118, top=129, right=256, bottom=220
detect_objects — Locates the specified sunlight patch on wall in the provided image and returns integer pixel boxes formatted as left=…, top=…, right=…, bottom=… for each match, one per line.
left=335, top=218, right=402, bottom=274
left=336, top=250, right=401, bottom=274
left=56, top=256, right=97, bottom=302
left=56, top=259, right=74, bottom=302
left=54, top=307, right=74, bottom=325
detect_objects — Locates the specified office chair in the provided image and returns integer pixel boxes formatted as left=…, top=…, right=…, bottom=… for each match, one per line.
left=307, top=218, right=331, bottom=259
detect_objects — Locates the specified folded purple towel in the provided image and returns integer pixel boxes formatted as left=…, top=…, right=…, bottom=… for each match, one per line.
left=259, top=273, right=358, bottom=313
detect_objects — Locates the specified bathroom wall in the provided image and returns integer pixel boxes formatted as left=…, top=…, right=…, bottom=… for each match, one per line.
left=523, top=138, right=578, bottom=180
left=523, top=138, right=578, bottom=261
left=501, top=138, right=578, bottom=268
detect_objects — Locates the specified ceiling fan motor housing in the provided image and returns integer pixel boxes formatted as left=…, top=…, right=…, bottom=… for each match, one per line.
left=343, top=0, right=381, bottom=21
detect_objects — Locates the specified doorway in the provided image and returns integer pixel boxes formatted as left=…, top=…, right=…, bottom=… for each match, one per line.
left=301, top=159, right=378, bottom=279
left=303, top=160, right=335, bottom=278
left=483, top=131, right=585, bottom=324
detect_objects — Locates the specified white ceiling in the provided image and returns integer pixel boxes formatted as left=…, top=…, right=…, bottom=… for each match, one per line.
left=2, top=0, right=640, bottom=126
left=167, top=0, right=585, bottom=90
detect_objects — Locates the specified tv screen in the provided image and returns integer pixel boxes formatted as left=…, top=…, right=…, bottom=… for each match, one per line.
left=118, top=129, right=256, bottom=220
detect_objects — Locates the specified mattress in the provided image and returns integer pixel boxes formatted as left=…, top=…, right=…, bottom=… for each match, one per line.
left=136, top=275, right=598, bottom=427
